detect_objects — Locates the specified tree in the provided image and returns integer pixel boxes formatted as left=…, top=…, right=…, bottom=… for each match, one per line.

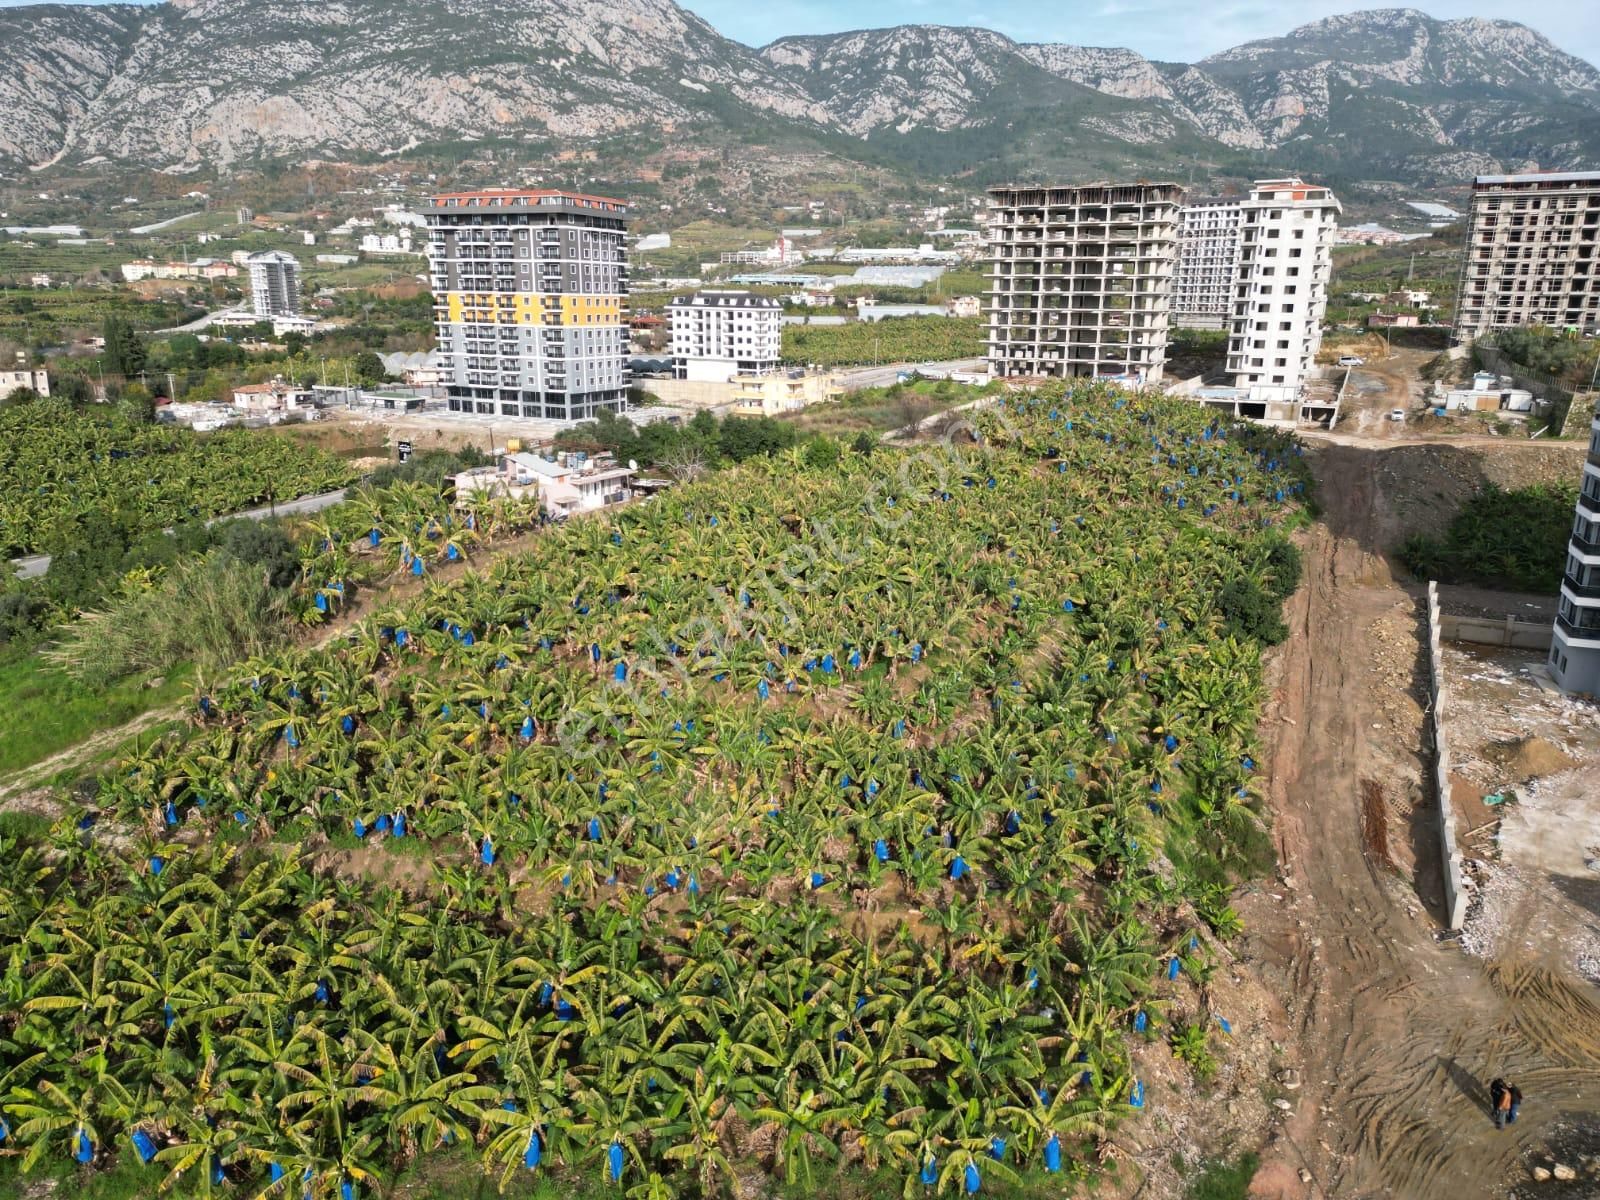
left=117, top=383, right=156, bottom=425
left=352, top=351, right=387, bottom=387
left=102, top=315, right=148, bottom=381
left=802, top=435, right=841, bottom=470
left=284, top=332, right=308, bottom=357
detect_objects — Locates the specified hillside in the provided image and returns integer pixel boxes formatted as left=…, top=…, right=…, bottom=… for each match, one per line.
left=0, top=4, right=1596, bottom=184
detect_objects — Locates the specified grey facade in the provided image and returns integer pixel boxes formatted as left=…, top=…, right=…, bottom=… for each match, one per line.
left=424, top=190, right=630, bottom=422
left=1551, top=395, right=1600, bottom=696
left=1456, top=171, right=1600, bottom=340
left=246, top=250, right=301, bottom=318
left=986, top=182, right=1181, bottom=383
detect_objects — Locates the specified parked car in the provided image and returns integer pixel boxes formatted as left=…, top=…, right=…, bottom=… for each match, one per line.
left=1388, top=408, right=1406, bottom=421
left=1338, top=355, right=1365, bottom=367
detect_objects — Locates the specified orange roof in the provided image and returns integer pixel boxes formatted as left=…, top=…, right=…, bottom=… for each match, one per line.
left=429, top=188, right=627, bottom=209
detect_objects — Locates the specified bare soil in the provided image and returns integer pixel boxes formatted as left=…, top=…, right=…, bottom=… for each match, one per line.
left=1239, top=438, right=1600, bottom=1200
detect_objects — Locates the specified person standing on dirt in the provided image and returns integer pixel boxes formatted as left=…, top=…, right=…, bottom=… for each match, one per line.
left=1489, top=1078, right=1522, bottom=1129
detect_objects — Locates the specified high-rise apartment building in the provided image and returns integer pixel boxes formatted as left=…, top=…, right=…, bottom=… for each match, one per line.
left=246, top=250, right=301, bottom=317
left=1455, top=171, right=1600, bottom=340
left=1550, top=394, right=1600, bottom=694
left=1226, top=178, right=1340, bottom=404
left=424, top=189, right=629, bottom=421
left=986, top=182, right=1181, bottom=383
left=1173, top=196, right=1243, bottom=330
left=668, top=290, right=783, bottom=382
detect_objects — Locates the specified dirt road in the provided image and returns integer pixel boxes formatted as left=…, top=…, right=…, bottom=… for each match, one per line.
left=1243, top=442, right=1600, bottom=1199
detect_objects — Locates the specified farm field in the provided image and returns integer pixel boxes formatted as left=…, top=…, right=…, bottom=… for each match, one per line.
left=783, top=316, right=985, bottom=366
left=0, top=385, right=1312, bottom=1198
left=0, top=404, right=355, bottom=557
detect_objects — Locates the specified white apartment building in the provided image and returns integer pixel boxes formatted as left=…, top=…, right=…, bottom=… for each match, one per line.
left=987, top=182, right=1181, bottom=383
left=246, top=250, right=302, bottom=318
left=668, top=290, right=783, bottom=382
left=1455, top=171, right=1600, bottom=339
left=1173, top=196, right=1243, bottom=329
left=1226, top=178, right=1341, bottom=405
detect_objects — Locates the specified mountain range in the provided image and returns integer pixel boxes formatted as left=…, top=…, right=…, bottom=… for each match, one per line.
left=0, top=2, right=1597, bottom=186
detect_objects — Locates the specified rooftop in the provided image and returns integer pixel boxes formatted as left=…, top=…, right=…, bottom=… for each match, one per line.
left=1473, top=171, right=1600, bottom=187
left=668, top=290, right=782, bottom=310
left=426, top=188, right=627, bottom=213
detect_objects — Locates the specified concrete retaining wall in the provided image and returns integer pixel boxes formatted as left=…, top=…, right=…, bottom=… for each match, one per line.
left=1439, top=613, right=1553, bottom=651
left=635, top=378, right=737, bottom=409
left=1426, top=581, right=1470, bottom=930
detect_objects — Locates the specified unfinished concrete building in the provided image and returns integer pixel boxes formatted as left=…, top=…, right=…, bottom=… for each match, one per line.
left=986, top=182, right=1181, bottom=383
left=1173, top=195, right=1243, bottom=330
left=1455, top=171, right=1600, bottom=340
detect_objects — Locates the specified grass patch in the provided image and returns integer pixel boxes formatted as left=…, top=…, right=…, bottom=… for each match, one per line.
left=0, top=649, right=192, bottom=776
left=1187, top=1152, right=1260, bottom=1200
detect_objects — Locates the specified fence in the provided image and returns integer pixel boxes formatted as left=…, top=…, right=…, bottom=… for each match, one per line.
left=1470, top=337, right=1579, bottom=435
left=1425, top=582, right=1470, bottom=930
left=1438, top=613, right=1553, bottom=651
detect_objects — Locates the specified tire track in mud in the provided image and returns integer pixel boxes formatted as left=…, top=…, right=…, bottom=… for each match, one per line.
left=1249, top=442, right=1600, bottom=1200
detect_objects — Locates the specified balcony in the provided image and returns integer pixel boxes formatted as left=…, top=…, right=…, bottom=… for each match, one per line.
left=1556, top=613, right=1600, bottom=641
left=1563, top=575, right=1600, bottom=600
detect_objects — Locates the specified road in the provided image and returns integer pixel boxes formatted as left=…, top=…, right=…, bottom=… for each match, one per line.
left=156, top=305, right=251, bottom=335
left=7, top=487, right=349, bottom=581
left=1244, top=438, right=1600, bottom=1199
left=126, top=210, right=208, bottom=235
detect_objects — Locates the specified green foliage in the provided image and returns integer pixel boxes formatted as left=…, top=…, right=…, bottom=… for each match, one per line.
left=43, top=550, right=292, bottom=686
left=1170, top=1023, right=1217, bottom=1081
left=368, top=445, right=489, bottom=489
left=783, top=316, right=985, bottom=367
left=1398, top=482, right=1576, bottom=592
left=1482, top=326, right=1600, bottom=387
left=1, top=384, right=1311, bottom=1197
left=101, top=315, right=147, bottom=380
left=0, top=403, right=353, bottom=558
left=211, top=518, right=301, bottom=589
left=1215, top=577, right=1288, bottom=645
left=1186, top=1153, right=1261, bottom=1200
left=352, top=349, right=388, bottom=386
left=803, top=434, right=842, bottom=469
left=556, top=408, right=799, bottom=471
left=0, top=647, right=191, bottom=775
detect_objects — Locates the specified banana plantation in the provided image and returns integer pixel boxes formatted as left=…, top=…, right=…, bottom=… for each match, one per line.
left=0, top=383, right=1310, bottom=1198
left=0, top=403, right=353, bottom=557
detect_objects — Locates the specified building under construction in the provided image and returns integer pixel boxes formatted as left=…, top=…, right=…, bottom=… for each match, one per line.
left=986, top=182, right=1182, bottom=383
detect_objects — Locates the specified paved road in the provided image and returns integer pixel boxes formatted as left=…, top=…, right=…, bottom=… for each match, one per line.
left=156, top=306, right=250, bottom=335
left=7, top=487, right=349, bottom=581
left=127, top=210, right=208, bottom=235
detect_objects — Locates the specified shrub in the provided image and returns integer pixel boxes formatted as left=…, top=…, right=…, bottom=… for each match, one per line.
left=44, top=550, right=290, bottom=686
left=1216, top=577, right=1288, bottom=645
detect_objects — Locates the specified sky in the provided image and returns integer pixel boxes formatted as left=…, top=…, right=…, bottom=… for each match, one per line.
left=0, top=0, right=1591, bottom=66
left=681, top=0, right=1598, bottom=66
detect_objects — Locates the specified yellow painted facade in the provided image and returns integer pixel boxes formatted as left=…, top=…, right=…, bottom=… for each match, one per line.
left=443, top=292, right=624, bottom=327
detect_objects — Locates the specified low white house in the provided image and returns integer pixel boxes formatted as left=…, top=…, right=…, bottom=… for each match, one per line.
left=232, top=379, right=312, bottom=412
left=1442, top=371, right=1539, bottom=414
left=0, top=364, right=48, bottom=400
left=455, top=451, right=635, bottom=517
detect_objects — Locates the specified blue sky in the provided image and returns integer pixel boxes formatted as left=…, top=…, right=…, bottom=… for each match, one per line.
left=683, top=0, right=1597, bottom=65
left=0, top=0, right=1591, bottom=66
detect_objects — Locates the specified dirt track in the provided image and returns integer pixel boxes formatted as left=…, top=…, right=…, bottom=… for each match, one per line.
left=1243, top=441, right=1600, bottom=1199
